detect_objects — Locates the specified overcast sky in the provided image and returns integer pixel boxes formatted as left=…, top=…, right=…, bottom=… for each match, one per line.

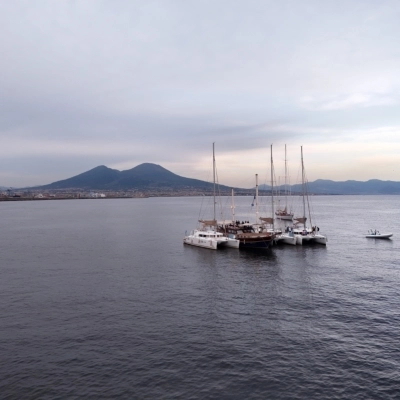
left=1, top=0, right=400, bottom=188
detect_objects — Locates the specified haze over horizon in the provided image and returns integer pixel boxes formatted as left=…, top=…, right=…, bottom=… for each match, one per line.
left=1, top=1, right=400, bottom=188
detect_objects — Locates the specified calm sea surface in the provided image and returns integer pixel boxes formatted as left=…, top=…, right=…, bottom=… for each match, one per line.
left=1, top=196, right=399, bottom=399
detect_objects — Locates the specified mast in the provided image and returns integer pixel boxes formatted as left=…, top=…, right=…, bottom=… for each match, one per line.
left=231, top=188, right=235, bottom=223
left=271, top=144, right=274, bottom=230
left=255, top=173, right=259, bottom=225
left=284, top=144, right=288, bottom=210
left=213, top=142, right=216, bottom=222
left=301, top=146, right=306, bottom=229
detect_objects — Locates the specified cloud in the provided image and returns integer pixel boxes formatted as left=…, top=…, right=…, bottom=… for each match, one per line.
left=300, top=93, right=398, bottom=111
left=1, top=1, right=400, bottom=186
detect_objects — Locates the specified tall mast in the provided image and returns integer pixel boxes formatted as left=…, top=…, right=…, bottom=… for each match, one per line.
left=255, top=173, right=259, bottom=224
left=301, top=145, right=306, bottom=229
left=271, top=144, right=274, bottom=230
left=213, top=142, right=216, bottom=221
left=231, top=188, right=235, bottom=222
left=284, top=144, right=287, bottom=210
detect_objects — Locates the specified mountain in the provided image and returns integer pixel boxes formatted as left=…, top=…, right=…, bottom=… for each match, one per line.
left=28, top=163, right=400, bottom=194
left=42, top=165, right=121, bottom=189
left=260, top=179, right=400, bottom=195
left=34, top=163, right=227, bottom=191
left=301, top=179, right=400, bottom=195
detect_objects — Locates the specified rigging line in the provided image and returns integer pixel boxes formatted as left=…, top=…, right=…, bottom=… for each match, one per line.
left=198, top=193, right=205, bottom=223
left=215, top=157, right=232, bottom=223
left=214, top=165, right=225, bottom=221
left=304, top=170, right=317, bottom=227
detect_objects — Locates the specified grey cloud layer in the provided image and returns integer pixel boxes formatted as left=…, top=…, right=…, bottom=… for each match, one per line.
left=1, top=0, right=400, bottom=186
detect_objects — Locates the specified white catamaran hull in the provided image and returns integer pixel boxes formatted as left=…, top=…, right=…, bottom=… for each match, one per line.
left=183, top=235, right=226, bottom=250
left=225, top=236, right=240, bottom=248
left=183, top=229, right=238, bottom=250
left=295, top=233, right=327, bottom=245
left=275, top=233, right=297, bottom=245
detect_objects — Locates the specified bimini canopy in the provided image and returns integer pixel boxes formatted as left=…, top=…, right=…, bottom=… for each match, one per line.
left=199, top=219, right=217, bottom=226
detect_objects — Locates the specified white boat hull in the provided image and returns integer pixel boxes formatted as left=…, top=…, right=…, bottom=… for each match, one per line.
left=313, top=234, right=328, bottom=245
left=225, top=237, right=240, bottom=248
left=366, top=233, right=392, bottom=239
left=183, top=229, right=235, bottom=250
left=183, top=236, right=223, bottom=249
left=275, top=233, right=297, bottom=245
left=295, top=233, right=327, bottom=245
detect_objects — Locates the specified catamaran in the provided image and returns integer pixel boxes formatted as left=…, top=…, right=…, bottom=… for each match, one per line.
left=183, top=144, right=239, bottom=250
left=291, top=146, right=327, bottom=245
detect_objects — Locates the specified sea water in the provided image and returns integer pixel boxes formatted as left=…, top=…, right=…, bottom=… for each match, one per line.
left=0, top=196, right=399, bottom=399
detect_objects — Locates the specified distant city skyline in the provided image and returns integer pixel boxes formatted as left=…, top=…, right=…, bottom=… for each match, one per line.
left=1, top=1, right=400, bottom=188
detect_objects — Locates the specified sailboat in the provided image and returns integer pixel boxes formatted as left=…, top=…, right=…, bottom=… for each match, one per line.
left=275, top=144, right=294, bottom=220
left=183, top=144, right=239, bottom=250
left=260, top=144, right=296, bottom=245
left=219, top=175, right=274, bottom=249
left=291, top=146, right=327, bottom=245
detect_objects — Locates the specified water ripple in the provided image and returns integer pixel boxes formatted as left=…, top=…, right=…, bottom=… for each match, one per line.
left=1, top=197, right=399, bottom=399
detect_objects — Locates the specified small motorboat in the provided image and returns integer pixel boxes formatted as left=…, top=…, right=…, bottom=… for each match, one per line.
left=366, top=230, right=393, bottom=239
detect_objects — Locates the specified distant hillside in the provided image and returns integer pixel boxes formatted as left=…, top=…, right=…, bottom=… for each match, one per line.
left=26, top=163, right=400, bottom=194
left=260, top=179, right=400, bottom=195
left=33, top=163, right=232, bottom=191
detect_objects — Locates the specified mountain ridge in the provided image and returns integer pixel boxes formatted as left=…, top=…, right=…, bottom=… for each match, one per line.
left=30, top=163, right=230, bottom=192
left=13, top=163, right=400, bottom=195
left=260, top=178, right=400, bottom=195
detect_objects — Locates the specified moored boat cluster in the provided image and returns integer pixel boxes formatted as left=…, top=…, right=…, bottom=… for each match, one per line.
left=183, top=144, right=328, bottom=250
